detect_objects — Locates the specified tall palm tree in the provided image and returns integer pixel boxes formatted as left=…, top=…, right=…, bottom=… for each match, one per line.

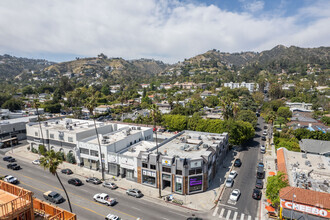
left=85, top=89, right=105, bottom=180
left=33, top=99, right=45, bottom=150
left=40, top=150, right=73, bottom=212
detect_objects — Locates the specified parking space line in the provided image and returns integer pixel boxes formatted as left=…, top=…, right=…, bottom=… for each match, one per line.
left=240, top=213, right=244, bottom=220
left=213, top=206, right=219, bottom=216
left=226, top=210, right=231, bottom=220
left=219, top=208, right=225, bottom=218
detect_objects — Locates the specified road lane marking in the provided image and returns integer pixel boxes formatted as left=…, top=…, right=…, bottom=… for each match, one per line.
left=226, top=210, right=231, bottom=220
left=219, top=208, right=225, bottom=218
left=213, top=206, right=219, bottom=216
left=168, top=210, right=187, bottom=217
left=240, top=214, right=244, bottom=220
left=233, top=211, right=238, bottom=220
left=0, top=166, right=139, bottom=220
left=248, top=216, right=251, bottom=220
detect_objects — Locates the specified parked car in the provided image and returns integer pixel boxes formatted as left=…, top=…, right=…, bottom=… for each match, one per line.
left=225, top=178, right=234, bottom=188
left=256, top=179, right=264, bottom=189
left=126, top=189, right=143, bottom=198
left=43, top=191, right=65, bottom=204
left=86, top=177, right=102, bottom=184
left=93, top=193, right=116, bottom=206
left=3, top=156, right=16, bottom=162
left=228, top=171, right=237, bottom=179
left=234, top=158, right=242, bottom=167
left=261, top=136, right=266, bottom=141
left=187, top=218, right=203, bottom=220
left=103, top=182, right=118, bottom=190
left=260, top=145, right=266, bottom=154
left=68, top=178, right=83, bottom=186
left=32, top=159, right=40, bottom=165
left=7, top=163, right=21, bottom=170
left=264, top=125, right=268, bottom=129
left=105, top=214, right=120, bottom=220
left=4, top=175, right=18, bottom=184
left=262, top=130, right=267, bottom=136
left=257, top=162, right=264, bottom=168
left=230, top=189, right=241, bottom=201
left=252, top=189, right=262, bottom=200
left=257, top=167, right=265, bottom=179
left=61, top=168, right=73, bottom=175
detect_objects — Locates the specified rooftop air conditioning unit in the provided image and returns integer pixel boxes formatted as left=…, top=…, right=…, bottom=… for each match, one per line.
left=69, top=126, right=73, bottom=130
left=55, top=121, right=59, bottom=124
left=74, top=123, right=77, bottom=127
left=102, top=139, right=107, bottom=144
left=203, top=144, right=208, bottom=148
left=137, top=127, right=141, bottom=130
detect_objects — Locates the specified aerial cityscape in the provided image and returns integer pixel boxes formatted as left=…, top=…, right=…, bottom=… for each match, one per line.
left=0, top=0, right=329, bottom=220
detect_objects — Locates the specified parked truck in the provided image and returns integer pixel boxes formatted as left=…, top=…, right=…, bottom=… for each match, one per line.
left=43, top=191, right=65, bottom=204
left=93, top=193, right=116, bottom=206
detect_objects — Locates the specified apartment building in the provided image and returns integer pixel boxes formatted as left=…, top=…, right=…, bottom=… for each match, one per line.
left=137, top=131, right=229, bottom=195
left=223, top=82, right=257, bottom=92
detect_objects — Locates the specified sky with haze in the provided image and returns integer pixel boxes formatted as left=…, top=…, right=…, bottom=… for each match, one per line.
left=0, top=0, right=329, bottom=63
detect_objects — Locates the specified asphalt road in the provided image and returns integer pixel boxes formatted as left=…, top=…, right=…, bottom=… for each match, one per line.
left=0, top=159, right=195, bottom=220
left=219, top=116, right=266, bottom=218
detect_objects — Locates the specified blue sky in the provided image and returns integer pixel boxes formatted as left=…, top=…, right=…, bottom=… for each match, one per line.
left=0, top=0, right=329, bottom=63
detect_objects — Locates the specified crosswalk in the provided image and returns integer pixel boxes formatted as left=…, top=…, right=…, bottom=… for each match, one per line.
left=212, top=206, right=258, bottom=220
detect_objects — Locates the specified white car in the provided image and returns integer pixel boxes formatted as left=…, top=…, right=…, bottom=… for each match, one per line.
left=228, top=171, right=237, bottom=179
left=32, top=159, right=40, bottom=165
left=230, top=189, right=241, bottom=201
left=225, top=178, right=234, bottom=187
left=263, top=130, right=267, bottom=136
left=4, top=175, right=18, bottom=184
left=93, top=193, right=116, bottom=206
left=105, top=214, right=120, bottom=220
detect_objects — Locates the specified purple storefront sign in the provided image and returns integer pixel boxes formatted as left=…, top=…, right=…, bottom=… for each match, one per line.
left=189, top=177, right=202, bottom=186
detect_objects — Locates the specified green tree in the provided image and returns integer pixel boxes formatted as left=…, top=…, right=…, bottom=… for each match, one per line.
left=204, top=96, right=219, bottom=108
left=237, top=110, right=258, bottom=128
left=66, top=152, right=76, bottom=164
left=162, top=115, right=187, bottom=131
left=101, top=85, right=110, bottom=96
left=22, top=86, right=34, bottom=95
left=40, top=150, right=73, bottom=212
left=277, top=107, right=292, bottom=120
left=276, top=117, right=286, bottom=128
left=1, top=98, right=23, bottom=111
left=38, top=145, right=47, bottom=156
left=266, top=172, right=289, bottom=208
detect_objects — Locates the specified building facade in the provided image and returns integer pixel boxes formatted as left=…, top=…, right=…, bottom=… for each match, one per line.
left=223, top=82, right=257, bottom=92
left=1, top=116, right=37, bottom=141
left=137, top=131, right=229, bottom=195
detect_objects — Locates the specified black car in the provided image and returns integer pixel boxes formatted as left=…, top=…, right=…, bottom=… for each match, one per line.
left=61, top=168, right=73, bottom=175
left=3, top=156, right=16, bottom=162
left=256, top=179, right=264, bottom=189
left=7, top=163, right=21, bottom=170
left=86, top=177, right=102, bottom=184
left=68, top=178, right=83, bottom=186
left=261, top=136, right=266, bottom=141
left=187, top=218, right=203, bottom=220
left=252, top=189, right=262, bottom=200
left=234, top=158, right=242, bottom=167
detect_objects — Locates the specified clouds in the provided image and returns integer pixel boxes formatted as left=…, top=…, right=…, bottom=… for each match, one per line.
left=0, top=0, right=329, bottom=63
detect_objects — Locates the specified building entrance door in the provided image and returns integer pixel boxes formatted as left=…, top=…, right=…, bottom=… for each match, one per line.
left=162, top=174, right=171, bottom=190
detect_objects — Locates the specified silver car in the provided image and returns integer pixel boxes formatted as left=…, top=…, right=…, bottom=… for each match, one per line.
left=225, top=178, right=234, bottom=187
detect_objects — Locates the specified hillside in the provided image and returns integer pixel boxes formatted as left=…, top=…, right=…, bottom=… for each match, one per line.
left=0, top=54, right=54, bottom=80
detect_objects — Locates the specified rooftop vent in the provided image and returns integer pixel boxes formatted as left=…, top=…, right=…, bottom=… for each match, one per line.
left=317, top=163, right=325, bottom=169
left=302, top=153, right=307, bottom=159
left=203, top=144, right=209, bottom=148
left=55, top=121, right=59, bottom=124
left=73, top=123, right=77, bottom=127
left=137, top=127, right=141, bottom=130
left=102, top=139, right=107, bottom=144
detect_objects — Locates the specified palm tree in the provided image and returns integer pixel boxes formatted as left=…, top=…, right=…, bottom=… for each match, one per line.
left=33, top=99, right=45, bottom=150
left=40, top=150, right=73, bottom=212
left=85, top=89, right=105, bottom=180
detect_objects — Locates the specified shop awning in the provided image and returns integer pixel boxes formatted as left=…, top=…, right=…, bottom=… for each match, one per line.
left=269, top=171, right=276, bottom=176
left=265, top=205, right=275, bottom=212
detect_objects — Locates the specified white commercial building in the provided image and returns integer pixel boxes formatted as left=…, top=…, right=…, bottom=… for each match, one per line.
left=77, top=125, right=153, bottom=179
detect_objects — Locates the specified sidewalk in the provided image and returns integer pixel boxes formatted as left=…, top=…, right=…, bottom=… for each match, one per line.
left=6, top=145, right=236, bottom=213
left=259, top=134, right=277, bottom=219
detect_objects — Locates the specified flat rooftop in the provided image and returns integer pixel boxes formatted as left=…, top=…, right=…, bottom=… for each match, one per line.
left=284, top=148, right=330, bottom=193
left=80, top=124, right=151, bottom=145
left=0, top=116, right=37, bottom=125
left=123, top=141, right=156, bottom=157
left=154, top=131, right=227, bottom=159
left=27, top=118, right=107, bottom=133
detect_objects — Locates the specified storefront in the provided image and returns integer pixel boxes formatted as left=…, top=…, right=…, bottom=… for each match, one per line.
left=108, top=163, right=119, bottom=176
left=162, top=173, right=172, bottom=189
left=174, top=176, right=183, bottom=194
left=279, top=187, right=330, bottom=220
left=189, top=175, right=203, bottom=193
left=142, top=169, right=156, bottom=187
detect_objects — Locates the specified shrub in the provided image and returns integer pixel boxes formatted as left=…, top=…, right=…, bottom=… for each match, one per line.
left=31, top=148, right=38, bottom=154
left=27, top=146, right=30, bottom=151
left=58, top=151, right=65, bottom=161
left=66, top=152, right=76, bottom=164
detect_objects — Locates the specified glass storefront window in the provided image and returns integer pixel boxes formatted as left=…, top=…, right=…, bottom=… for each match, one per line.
left=189, top=176, right=203, bottom=192
left=142, top=169, right=156, bottom=186
left=175, top=176, right=182, bottom=193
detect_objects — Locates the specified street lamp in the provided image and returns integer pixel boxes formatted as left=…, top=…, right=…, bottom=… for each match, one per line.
left=290, top=193, right=296, bottom=220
